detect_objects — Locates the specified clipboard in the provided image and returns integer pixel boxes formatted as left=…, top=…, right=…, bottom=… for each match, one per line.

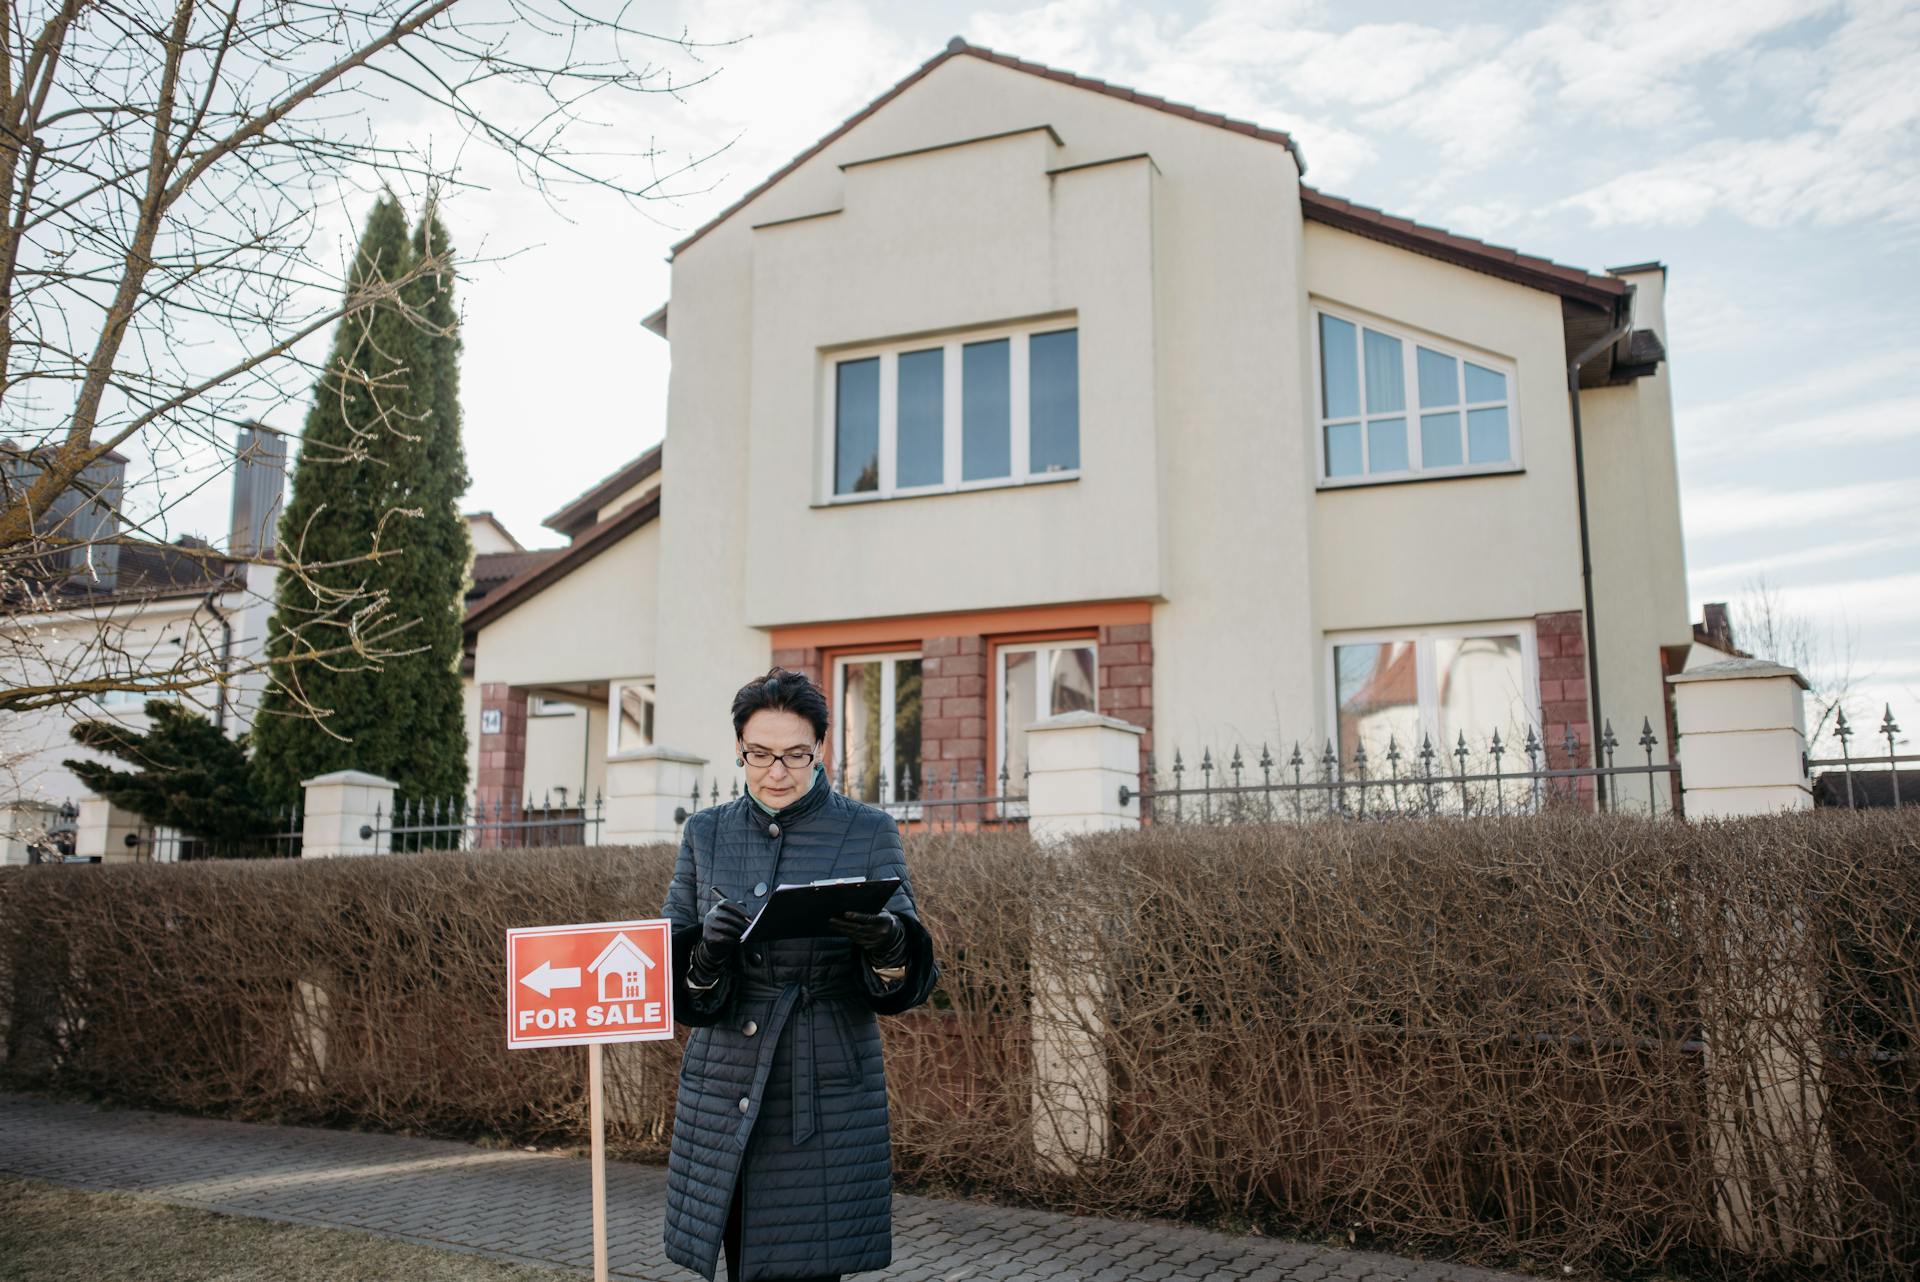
left=739, top=876, right=902, bottom=944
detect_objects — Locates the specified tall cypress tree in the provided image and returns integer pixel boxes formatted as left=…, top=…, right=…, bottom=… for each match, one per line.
left=251, top=196, right=471, bottom=809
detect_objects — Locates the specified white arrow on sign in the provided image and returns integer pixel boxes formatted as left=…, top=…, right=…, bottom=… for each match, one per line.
left=519, top=960, right=582, bottom=997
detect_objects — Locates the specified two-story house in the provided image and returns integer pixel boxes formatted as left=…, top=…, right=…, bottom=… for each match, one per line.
left=468, top=39, right=1692, bottom=817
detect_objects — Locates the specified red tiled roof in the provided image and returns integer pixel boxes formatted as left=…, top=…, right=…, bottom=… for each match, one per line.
left=670, top=38, right=1305, bottom=258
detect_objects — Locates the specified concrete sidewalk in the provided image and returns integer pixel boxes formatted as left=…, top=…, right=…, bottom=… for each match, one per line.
left=1, top=1093, right=1529, bottom=1282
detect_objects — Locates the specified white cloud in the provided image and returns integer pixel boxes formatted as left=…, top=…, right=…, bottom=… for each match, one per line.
left=1683, top=478, right=1919, bottom=539
left=1677, top=349, right=1920, bottom=460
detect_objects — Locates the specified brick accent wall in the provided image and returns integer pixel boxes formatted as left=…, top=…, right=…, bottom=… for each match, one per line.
left=1098, top=621, right=1153, bottom=778
left=1534, top=610, right=1594, bottom=804
left=920, top=635, right=988, bottom=793
left=769, top=646, right=824, bottom=691
left=476, top=682, right=528, bottom=847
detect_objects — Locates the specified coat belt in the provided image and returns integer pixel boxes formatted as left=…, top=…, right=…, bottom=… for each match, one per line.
left=736, top=977, right=863, bottom=1146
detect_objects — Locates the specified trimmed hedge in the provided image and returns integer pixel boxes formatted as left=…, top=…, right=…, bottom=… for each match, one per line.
left=2, top=811, right=1916, bottom=1278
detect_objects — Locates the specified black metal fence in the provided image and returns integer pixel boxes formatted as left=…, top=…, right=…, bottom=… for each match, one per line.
left=360, top=792, right=604, bottom=851
left=1126, top=717, right=1681, bottom=825
left=1810, top=704, right=1915, bottom=809
left=671, top=762, right=1030, bottom=833
left=135, top=806, right=305, bottom=861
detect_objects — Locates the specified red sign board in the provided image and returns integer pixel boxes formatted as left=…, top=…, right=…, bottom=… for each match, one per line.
left=506, top=919, right=675, bottom=1050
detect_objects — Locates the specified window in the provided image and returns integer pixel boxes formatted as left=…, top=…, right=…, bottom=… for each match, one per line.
left=833, top=653, right=922, bottom=805
left=998, top=640, right=1097, bottom=784
left=530, top=696, right=578, bottom=717
left=1330, top=625, right=1537, bottom=766
left=1316, top=308, right=1518, bottom=484
left=827, top=323, right=1079, bottom=500
left=607, top=679, right=655, bottom=754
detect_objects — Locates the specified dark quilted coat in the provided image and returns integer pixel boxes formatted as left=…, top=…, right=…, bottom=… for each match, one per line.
left=661, top=769, right=938, bottom=1281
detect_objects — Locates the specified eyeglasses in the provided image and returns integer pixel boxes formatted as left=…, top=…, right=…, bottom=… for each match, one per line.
left=740, top=746, right=816, bottom=770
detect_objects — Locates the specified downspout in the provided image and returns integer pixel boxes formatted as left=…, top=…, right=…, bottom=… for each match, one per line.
left=202, top=590, right=233, bottom=733
left=1565, top=288, right=1634, bottom=810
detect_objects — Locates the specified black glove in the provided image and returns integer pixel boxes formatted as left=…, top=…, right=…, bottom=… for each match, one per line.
left=692, top=894, right=751, bottom=979
left=829, top=910, right=906, bottom=966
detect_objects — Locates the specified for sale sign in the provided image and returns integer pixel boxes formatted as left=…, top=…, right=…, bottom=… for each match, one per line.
left=506, top=919, right=675, bottom=1050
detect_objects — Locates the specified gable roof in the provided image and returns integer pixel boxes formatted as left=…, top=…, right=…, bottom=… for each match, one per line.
left=671, top=37, right=1306, bottom=259
left=465, top=487, right=661, bottom=634
left=542, top=443, right=663, bottom=540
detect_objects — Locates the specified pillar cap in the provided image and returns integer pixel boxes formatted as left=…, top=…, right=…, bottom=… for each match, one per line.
left=1028, top=710, right=1145, bottom=736
left=1667, top=657, right=1809, bottom=689
left=607, top=746, right=708, bottom=766
left=300, top=769, right=399, bottom=788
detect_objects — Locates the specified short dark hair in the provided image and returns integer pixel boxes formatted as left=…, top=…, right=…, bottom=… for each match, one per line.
left=731, top=667, right=830, bottom=743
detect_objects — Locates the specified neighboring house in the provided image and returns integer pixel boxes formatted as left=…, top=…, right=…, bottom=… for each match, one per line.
left=469, top=39, right=1704, bottom=817
left=1, top=426, right=285, bottom=861
left=463, top=446, right=662, bottom=813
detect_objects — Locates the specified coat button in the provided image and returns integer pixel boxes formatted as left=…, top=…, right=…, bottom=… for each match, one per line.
left=738, top=1097, right=750, bottom=1114
left=742, top=1020, right=758, bottom=1037
left=748, top=947, right=763, bottom=966
left=753, top=881, right=768, bottom=897
left=767, top=822, right=780, bottom=838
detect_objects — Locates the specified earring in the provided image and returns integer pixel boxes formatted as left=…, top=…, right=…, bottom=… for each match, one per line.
left=736, top=757, right=745, bottom=768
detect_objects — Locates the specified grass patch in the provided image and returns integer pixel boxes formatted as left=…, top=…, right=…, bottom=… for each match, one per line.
left=0, top=1176, right=583, bottom=1281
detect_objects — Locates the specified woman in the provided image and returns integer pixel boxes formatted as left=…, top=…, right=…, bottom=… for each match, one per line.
left=662, top=668, right=939, bottom=1282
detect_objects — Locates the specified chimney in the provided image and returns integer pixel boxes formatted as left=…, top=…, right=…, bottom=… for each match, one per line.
left=1700, top=602, right=1734, bottom=650
left=229, top=423, right=288, bottom=558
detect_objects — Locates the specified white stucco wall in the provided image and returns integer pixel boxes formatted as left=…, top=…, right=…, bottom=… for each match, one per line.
left=655, top=52, right=1312, bottom=769
left=1579, top=266, right=1692, bottom=746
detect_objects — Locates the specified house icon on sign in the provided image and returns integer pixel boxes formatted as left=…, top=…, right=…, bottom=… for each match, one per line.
left=588, top=932, right=657, bottom=1002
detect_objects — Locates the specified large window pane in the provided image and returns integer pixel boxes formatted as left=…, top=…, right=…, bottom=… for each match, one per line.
left=1326, top=422, right=1362, bottom=477
left=1029, top=328, right=1080, bottom=473
left=1417, top=347, right=1458, bottom=407
left=892, top=658, right=922, bottom=799
left=962, top=338, right=1011, bottom=481
left=1319, top=315, right=1359, bottom=419
left=1049, top=647, right=1096, bottom=715
left=1467, top=406, right=1510, bottom=464
left=1001, top=650, right=1038, bottom=785
left=1433, top=634, right=1528, bottom=744
left=896, top=349, right=944, bottom=488
left=1335, top=641, right=1420, bottom=763
left=1368, top=418, right=1408, bottom=473
left=1420, top=412, right=1463, bottom=468
left=839, top=660, right=882, bottom=802
left=834, top=358, right=879, bottom=495
left=1363, top=329, right=1405, bottom=414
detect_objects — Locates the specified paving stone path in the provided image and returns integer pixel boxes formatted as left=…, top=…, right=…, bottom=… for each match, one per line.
left=1, top=1093, right=1531, bottom=1281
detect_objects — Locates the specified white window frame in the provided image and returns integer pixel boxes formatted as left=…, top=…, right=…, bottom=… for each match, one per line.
left=1324, top=621, right=1541, bottom=756
left=995, top=638, right=1099, bottom=779
left=821, top=319, right=1080, bottom=503
left=831, top=650, right=922, bottom=808
left=530, top=695, right=579, bottom=717
left=605, top=678, right=655, bottom=756
left=1312, top=303, right=1523, bottom=487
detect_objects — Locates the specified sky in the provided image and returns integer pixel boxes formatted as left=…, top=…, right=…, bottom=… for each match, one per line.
left=181, top=0, right=1920, bottom=745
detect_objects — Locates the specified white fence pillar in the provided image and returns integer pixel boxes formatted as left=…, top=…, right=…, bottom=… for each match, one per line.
left=1671, top=658, right=1833, bottom=1257
left=300, top=770, right=397, bottom=857
left=1023, top=711, right=1142, bottom=1173
left=604, top=747, right=708, bottom=846
left=1025, top=710, right=1143, bottom=844
left=73, top=796, right=144, bottom=863
left=1669, top=658, right=1812, bottom=818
